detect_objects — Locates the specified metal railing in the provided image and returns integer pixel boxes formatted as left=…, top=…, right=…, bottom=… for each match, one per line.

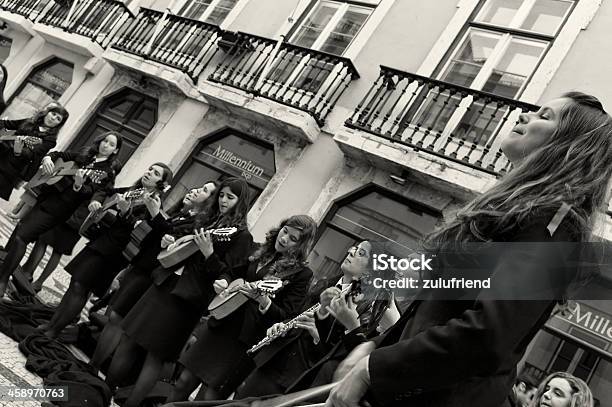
left=111, top=8, right=222, bottom=80
left=346, top=66, right=539, bottom=176
left=0, top=0, right=50, bottom=20
left=209, top=31, right=360, bottom=126
left=36, top=0, right=133, bottom=46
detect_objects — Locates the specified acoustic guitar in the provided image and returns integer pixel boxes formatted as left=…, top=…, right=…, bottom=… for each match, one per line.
left=208, top=278, right=285, bottom=319
left=26, top=157, right=108, bottom=189
left=0, top=132, right=43, bottom=149
left=122, top=220, right=154, bottom=262
left=156, top=227, right=238, bottom=268
left=79, top=188, right=146, bottom=239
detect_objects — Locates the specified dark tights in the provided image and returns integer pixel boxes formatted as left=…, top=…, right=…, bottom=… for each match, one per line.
left=21, top=241, right=63, bottom=291
left=0, top=233, right=28, bottom=297
left=43, top=279, right=90, bottom=338
left=90, top=310, right=124, bottom=370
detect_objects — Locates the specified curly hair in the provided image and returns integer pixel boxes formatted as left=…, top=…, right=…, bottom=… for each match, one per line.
left=530, top=371, right=593, bottom=407
left=250, top=215, right=317, bottom=277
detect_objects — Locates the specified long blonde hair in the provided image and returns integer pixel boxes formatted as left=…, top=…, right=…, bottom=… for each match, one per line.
left=424, top=92, right=612, bottom=252
left=530, top=371, right=593, bottom=407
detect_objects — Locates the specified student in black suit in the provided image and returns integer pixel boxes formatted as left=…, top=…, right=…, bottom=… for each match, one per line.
left=326, top=92, right=612, bottom=407
left=167, top=214, right=318, bottom=402
left=40, top=162, right=173, bottom=338
left=235, top=240, right=397, bottom=398
left=0, top=130, right=116, bottom=298
left=89, top=182, right=219, bottom=370
left=107, top=177, right=253, bottom=407
left=0, top=102, right=69, bottom=202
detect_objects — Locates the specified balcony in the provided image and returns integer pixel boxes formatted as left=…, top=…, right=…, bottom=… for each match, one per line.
left=345, top=66, right=539, bottom=177
left=0, top=0, right=46, bottom=19
left=208, top=31, right=360, bottom=126
left=36, top=0, right=133, bottom=47
left=110, top=8, right=222, bottom=81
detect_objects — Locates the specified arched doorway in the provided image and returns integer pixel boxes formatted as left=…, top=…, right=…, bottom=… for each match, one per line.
left=69, top=88, right=158, bottom=166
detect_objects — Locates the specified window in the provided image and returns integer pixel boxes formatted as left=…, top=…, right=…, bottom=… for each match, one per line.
left=410, top=0, right=574, bottom=144
left=165, top=130, right=276, bottom=209
left=0, top=36, right=12, bottom=63
left=308, top=187, right=440, bottom=308
left=2, top=59, right=73, bottom=118
left=178, top=0, right=239, bottom=25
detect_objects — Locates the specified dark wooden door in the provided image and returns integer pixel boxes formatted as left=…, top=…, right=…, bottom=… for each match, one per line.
left=70, top=89, right=158, bottom=166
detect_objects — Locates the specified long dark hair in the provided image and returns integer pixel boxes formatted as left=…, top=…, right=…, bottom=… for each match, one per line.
left=130, top=162, right=174, bottom=196
left=424, top=92, right=612, bottom=253
left=82, top=131, right=124, bottom=162
left=249, top=215, right=317, bottom=276
left=166, top=180, right=220, bottom=218
left=29, top=102, right=70, bottom=133
left=198, top=177, right=251, bottom=230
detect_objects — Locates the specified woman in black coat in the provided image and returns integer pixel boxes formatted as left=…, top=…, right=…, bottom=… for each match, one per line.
left=0, top=102, right=69, bottom=201
left=167, top=214, right=318, bottom=402
left=326, top=93, right=612, bottom=407
left=89, top=181, right=219, bottom=370
left=40, top=162, right=174, bottom=338
left=0, top=130, right=117, bottom=298
left=235, top=240, right=396, bottom=398
left=106, top=177, right=253, bottom=407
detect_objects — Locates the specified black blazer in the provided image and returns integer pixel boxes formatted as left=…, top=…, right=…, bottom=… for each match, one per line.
left=35, top=150, right=116, bottom=219
left=0, top=119, right=58, bottom=199
left=366, top=211, right=583, bottom=407
left=208, top=258, right=313, bottom=345
left=151, top=228, right=254, bottom=312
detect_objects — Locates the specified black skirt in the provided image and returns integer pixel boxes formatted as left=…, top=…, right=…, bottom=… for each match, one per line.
left=0, top=172, right=15, bottom=200
left=122, top=279, right=202, bottom=361
left=179, top=304, right=257, bottom=393
left=110, top=267, right=152, bottom=317
left=65, top=246, right=128, bottom=297
left=39, top=224, right=81, bottom=255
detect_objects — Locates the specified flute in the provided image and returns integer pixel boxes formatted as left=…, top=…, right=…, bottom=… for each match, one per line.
left=248, top=280, right=361, bottom=354
left=247, top=304, right=320, bottom=354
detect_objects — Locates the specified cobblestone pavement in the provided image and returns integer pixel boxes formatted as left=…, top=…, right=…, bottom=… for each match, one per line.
left=0, top=209, right=117, bottom=406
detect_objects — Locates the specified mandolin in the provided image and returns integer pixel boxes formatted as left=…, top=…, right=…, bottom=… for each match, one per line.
left=79, top=188, right=147, bottom=239
left=208, top=278, right=285, bottom=319
left=26, top=157, right=108, bottom=189
left=157, top=227, right=238, bottom=268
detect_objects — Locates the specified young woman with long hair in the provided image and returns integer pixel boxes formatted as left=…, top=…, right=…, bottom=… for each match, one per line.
left=0, top=130, right=118, bottom=298
left=530, top=372, right=593, bottom=407
left=106, top=177, right=253, bottom=407
left=89, top=181, right=219, bottom=370
left=166, top=214, right=317, bottom=402
left=235, top=240, right=397, bottom=398
left=326, top=92, right=612, bottom=407
left=39, top=162, right=174, bottom=338
left=0, top=101, right=69, bottom=201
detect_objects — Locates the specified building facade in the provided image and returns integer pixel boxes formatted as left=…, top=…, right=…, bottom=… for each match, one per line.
left=1, top=0, right=611, bottom=403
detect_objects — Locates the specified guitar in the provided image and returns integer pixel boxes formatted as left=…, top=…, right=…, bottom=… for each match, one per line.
left=208, top=278, right=285, bottom=319
left=0, top=131, right=43, bottom=149
left=156, top=227, right=238, bottom=268
left=26, top=158, right=108, bottom=189
left=248, top=279, right=362, bottom=354
left=122, top=220, right=154, bottom=262
left=79, top=188, right=146, bottom=239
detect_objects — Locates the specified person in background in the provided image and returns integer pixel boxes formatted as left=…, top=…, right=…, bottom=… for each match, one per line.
left=529, top=372, right=593, bottom=407
left=0, top=102, right=69, bottom=202
left=504, top=373, right=539, bottom=407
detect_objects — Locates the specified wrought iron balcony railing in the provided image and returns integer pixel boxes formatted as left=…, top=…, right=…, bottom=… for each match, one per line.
left=36, top=0, right=133, bottom=46
left=112, top=8, right=222, bottom=80
left=208, top=32, right=360, bottom=126
left=346, top=66, right=539, bottom=176
left=0, top=0, right=49, bottom=20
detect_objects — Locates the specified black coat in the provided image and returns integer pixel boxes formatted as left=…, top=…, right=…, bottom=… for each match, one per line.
left=0, top=119, right=58, bottom=199
left=35, top=150, right=115, bottom=219
left=151, top=229, right=254, bottom=312
left=366, top=211, right=582, bottom=407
